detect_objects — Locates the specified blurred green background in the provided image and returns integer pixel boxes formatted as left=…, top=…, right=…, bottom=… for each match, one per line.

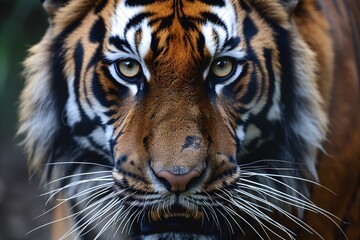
left=0, top=0, right=51, bottom=239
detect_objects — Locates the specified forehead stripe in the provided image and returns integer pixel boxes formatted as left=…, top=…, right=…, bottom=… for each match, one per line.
left=199, top=0, right=226, bottom=7
left=109, top=36, right=133, bottom=54
left=201, top=12, right=227, bottom=34
left=125, top=0, right=157, bottom=7
left=124, top=12, right=153, bottom=36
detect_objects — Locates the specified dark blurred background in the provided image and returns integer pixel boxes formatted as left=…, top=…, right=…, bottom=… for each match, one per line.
left=0, top=0, right=51, bottom=239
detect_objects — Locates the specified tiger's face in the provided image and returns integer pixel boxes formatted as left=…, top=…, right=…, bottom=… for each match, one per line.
left=20, top=0, right=329, bottom=239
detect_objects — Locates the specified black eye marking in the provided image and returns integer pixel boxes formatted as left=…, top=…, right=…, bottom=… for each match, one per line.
left=182, top=135, right=201, bottom=151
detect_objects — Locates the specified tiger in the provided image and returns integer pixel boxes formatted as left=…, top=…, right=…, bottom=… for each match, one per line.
left=18, top=0, right=360, bottom=239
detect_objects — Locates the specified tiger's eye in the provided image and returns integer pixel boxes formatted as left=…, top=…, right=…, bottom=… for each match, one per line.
left=211, top=57, right=234, bottom=78
left=116, top=59, right=141, bottom=78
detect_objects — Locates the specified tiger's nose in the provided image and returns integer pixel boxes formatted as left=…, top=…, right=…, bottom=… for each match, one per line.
left=156, top=170, right=201, bottom=192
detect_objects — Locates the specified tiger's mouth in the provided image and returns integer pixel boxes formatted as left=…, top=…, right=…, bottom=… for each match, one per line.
left=139, top=205, right=219, bottom=236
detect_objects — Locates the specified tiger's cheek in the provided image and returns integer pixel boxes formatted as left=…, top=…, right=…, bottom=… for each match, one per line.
left=202, top=112, right=241, bottom=192
left=109, top=108, right=155, bottom=192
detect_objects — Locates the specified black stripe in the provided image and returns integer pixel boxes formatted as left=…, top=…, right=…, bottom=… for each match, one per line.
left=201, top=12, right=227, bottom=31
left=113, top=124, right=125, bottom=144
left=89, top=17, right=106, bottom=43
left=95, top=0, right=108, bottom=14
left=104, top=109, right=118, bottom=117
left=199, top=0, right=225, bottom=7
left=109, top=36, right=133, bottom=54
left=150, top=33, right=162, bottom=60
left=200, top=0, right=225, bottom=7
left=261, top=48, right=276, bottom=115
left=222, top=37, right=241, bottom=51
left=149, top=14, right=174, bottom=31
left=239, top=0, right=251, bottom=12
left=73, top=41, right=86, bottom=118
left=125, top=0, right=158, bottom=6
left=196, top=32, right=206, bottom=58
left=117, top=168, right=149, bottom=184
left=243, top=15, right=259, bottom=41
left=206, top=166, right=238, bottom=186
left=125, top=12, right=153, bottom=36
left=86, top=18, right=105, bottom=71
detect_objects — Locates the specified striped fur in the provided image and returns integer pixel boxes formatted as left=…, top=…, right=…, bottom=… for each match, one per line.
left=19, top=0, right=359, bottom=239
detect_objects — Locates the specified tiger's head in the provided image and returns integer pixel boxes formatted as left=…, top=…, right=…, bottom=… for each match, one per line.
left=19, top=0, right=329, bottom=239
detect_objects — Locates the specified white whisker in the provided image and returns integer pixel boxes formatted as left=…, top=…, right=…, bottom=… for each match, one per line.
left=234, top=188, right=322, bottom=239
left=45, top=170, right=113, bottom=186
left=61, top=195, right=118, bottom=240
left=242, top=170, right=336, bottom=194
left=46, top=161, right=113, bottom=169
left=34, top=184, right=112, bottom=220
left=215, top=191, right=269, bottom=240
left=43, top=176, right=113, bottom=205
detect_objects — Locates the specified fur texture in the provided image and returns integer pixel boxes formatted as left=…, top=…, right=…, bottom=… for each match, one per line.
left=19, top=0, right=359, bottom=239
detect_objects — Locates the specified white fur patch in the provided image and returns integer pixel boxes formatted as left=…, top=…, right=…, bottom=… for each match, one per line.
left=245, top=124, right=262, bottom=142
left=266, top=80, right=281, bottom=121
left=236, top=125, right=245, bottom=142
left=65, top=76, right=81, bottom=126
left=111, top=1, right=144, bottom=40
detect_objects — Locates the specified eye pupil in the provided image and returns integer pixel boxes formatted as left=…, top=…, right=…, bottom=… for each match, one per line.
left=123, top=61, right=134, bottom=69
left=216, top=60, right=227, bottom=69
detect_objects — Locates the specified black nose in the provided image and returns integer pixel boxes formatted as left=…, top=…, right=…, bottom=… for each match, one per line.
left=156, top=170, right=201, bottom=192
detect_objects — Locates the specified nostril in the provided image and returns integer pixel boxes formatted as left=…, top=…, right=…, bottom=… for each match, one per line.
left=156, top=170, right=201, bottom=192
left=157, top=176, right=173, bottom=191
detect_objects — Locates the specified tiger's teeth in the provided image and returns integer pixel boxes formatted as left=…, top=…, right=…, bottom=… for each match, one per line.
left=150, top=210, right=203, bottom=221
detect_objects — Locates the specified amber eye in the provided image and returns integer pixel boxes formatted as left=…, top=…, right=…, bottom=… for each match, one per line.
left=210, top=57, right=234, bottom=78
left=116, top=59, right=141, bottom=79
